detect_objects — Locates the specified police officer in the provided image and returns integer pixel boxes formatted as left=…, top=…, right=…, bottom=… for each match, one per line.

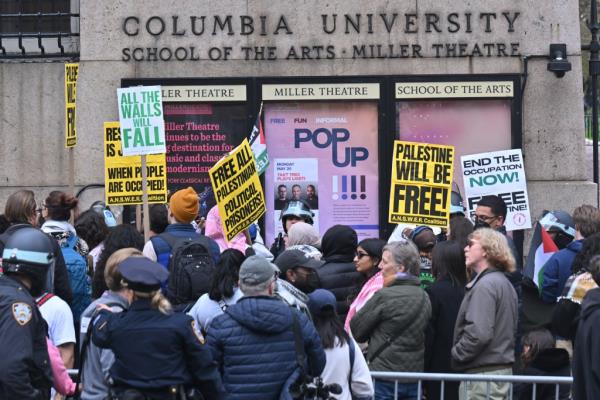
left=92, top=257, right=223, bottom=400
left=0, top=227, right=54, bottom=399
left=271, top=200, right=315, bottom=258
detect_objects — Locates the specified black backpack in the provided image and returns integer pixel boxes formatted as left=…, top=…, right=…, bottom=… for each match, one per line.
left=158, top=233, right=216, bottom=307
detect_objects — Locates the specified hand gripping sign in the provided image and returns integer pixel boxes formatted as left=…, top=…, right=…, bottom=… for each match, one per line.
left=209, top=139, right=266, bottom=241
left=388, top=141, right=455, bottom=228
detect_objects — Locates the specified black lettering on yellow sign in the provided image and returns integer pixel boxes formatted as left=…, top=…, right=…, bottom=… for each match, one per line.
left=392, top=184, right=449, bottom=217
left=394, top=142, right=454, bottom=163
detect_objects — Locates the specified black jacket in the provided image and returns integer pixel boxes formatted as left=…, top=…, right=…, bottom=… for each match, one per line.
left=0, top=223, right=73, bottom=304
left=514, top=348, right=571, bottom=400
left=573, top=287, right=600, bottom=400
left=0, top=276, right=53, bottom=399
left=319, top=225, right=363, bottom=321
left=424, top=276, right=465, bottom=400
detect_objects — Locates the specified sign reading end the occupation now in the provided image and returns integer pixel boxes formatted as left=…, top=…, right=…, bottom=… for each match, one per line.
left=389, top=140, right=454, bottom=228
left=461, top=149, right=531, bottom=231
left=117, top=85, right=166, bottom=156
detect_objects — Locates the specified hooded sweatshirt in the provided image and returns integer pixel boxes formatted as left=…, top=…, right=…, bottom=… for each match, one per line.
left=540, top=239, right=583, bottom=304
left=319, top=225, right=364, bottom=321
left=207, top=296, right=325, bottom=400
left=514, top=348, right=571, bottom=400
left=573, top=287, right=600, bottom=399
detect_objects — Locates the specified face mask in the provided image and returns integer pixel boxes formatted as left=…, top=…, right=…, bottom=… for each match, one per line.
left=473, top=219, right=491, bottom=230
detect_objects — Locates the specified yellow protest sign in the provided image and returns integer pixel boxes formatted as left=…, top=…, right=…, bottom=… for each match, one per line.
left=210, top=138, right=266, bottom=241
left=104, top=122, right=167, bottom=205
left=65, top=63, right=78, bottom=148
left=388, top=141, right=454, bottom=227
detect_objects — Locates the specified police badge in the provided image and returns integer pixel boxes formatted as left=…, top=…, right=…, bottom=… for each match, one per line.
left=12, top=302, right=33, bottom=326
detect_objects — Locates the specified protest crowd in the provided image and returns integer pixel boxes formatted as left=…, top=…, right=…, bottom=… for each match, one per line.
left=2, top=184, right=600, bottom=400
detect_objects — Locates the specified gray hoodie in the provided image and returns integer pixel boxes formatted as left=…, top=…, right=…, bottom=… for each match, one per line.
left=79, top=291, right=129, bottom=400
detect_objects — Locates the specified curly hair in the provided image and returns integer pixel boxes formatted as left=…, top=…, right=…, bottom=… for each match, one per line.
left=469, top=228, right=516, bottom=272
left=92, top=224, right=144, bottom=298
left=45, top=191, right=78, bottom=221
left=75, top=209, right=109, bottom=250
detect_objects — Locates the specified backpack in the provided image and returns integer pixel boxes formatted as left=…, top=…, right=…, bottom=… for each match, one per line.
left=158, top=233, right=216, bottom=307
left=61, top=234, right=91, bottom=321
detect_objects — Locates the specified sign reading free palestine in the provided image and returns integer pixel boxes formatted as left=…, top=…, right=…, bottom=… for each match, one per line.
left=117, top=85, right=166, bottom=156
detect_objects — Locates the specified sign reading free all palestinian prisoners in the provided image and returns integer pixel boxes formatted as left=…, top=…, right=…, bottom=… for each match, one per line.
left=388, top=141, right=454, bottom=228
left=104, top=122, right=167, bottom=205
left=117, top=85, right=166, bottom=156
left=209, top=138, right=266, bottom=241
left=461, top=149, right=531, bottom=231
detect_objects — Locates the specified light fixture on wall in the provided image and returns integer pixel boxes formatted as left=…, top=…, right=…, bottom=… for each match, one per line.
left=547, top=43, right=572, bottom=78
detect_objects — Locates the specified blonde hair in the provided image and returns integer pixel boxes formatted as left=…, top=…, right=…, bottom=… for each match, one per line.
left=470, top=228, right=516, bottom=272
left=104, top=248, right=143, bottom=291
left=134, top=290, right=172, bottom=315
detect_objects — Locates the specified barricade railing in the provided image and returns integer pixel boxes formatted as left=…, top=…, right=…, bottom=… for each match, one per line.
left=66, top=369, right=572, bottom=399
left=370, top=371, right=573, bottom=400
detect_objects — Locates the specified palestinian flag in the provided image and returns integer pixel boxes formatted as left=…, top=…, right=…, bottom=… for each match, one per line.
left=524, top=222, right=559, bottom=288
left=248, top=102, right=268, bottom=176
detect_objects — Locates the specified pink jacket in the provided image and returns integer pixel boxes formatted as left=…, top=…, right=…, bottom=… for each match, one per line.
left=205, top=205, right=250, bottom=253
left=47, top=338, right=77, bottom=396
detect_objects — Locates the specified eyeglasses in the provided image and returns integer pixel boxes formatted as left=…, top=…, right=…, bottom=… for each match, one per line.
left=355, top=252, right=370, bottom=259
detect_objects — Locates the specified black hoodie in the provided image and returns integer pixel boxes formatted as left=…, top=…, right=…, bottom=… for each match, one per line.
left=514, top=348, right=571, bottom=400
left=573, top=287, right=600, bottom=400
left=318, top=225, right=364, bottom=321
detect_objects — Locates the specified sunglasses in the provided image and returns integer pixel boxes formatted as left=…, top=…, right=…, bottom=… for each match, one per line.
left=355, top=252, right=370, bottom=259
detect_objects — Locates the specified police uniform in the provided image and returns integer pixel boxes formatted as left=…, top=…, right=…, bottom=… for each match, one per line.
left=0, top=275, right=52, bottom=399
left=92, top=257, right=223, bottom=400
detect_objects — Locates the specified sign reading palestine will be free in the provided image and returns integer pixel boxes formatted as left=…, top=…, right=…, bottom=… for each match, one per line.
left=389, top=141, right=454, bottom=228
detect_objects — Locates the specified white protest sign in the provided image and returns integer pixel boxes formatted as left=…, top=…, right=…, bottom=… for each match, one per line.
left=461, top=149, right=531, bottom=231
left=117, top=85, right=166, bottom=156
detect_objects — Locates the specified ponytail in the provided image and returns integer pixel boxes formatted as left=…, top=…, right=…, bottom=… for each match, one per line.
left=134, top=290, right=172, bottom=315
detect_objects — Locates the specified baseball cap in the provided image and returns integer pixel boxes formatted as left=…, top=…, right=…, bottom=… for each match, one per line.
left=307, top=289, right=337, bottom=317
left=274, top=249, right=324, bottom=276
left=239, top=255, right=279, bottom=286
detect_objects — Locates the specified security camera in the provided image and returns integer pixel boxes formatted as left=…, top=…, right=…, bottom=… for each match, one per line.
left=547, top=44, right=571, bottom=78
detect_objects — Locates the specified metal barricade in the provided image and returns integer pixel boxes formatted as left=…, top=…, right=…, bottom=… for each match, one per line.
left=66, top=369, right=572, bottom=399
left=370, top=371, right=572, bottom=400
